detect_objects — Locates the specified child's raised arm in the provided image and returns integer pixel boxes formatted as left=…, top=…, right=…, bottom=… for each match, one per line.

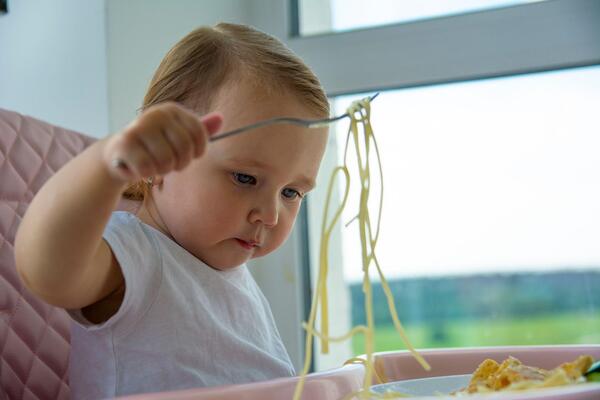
left=15, top=103, right=222, bottom=310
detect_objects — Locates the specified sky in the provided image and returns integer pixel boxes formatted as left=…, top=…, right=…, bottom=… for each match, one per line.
left=327, top=66, right=600, bottom=282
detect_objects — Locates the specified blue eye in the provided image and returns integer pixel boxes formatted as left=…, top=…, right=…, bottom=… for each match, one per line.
left=282, top=188, right=302, bottom=200
left=233, top=173, right=256, bottom=185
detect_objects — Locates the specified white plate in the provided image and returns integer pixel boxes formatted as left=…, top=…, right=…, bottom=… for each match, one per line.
left=370, top=376, right=600, bottom=399
left=370, top=374, right=472, bottom=396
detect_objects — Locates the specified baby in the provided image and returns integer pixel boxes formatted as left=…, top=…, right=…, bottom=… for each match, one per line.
left=15, top=23, right=329, bottom=399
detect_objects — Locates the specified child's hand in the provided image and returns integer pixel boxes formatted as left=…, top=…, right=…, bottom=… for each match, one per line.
left=103, top=102, right=223, bottom=182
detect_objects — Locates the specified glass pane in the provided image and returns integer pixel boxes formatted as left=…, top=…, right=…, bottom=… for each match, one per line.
left=308, top=66, right=600, bottom=365
left=299, top=0, right=545, bottom=36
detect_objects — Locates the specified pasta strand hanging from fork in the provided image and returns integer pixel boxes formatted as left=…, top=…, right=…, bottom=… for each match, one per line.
left=293, top=96, right=430, bottom=400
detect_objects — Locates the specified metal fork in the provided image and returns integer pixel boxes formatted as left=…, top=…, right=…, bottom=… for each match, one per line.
left=112, top=93, right=379, bottom=171
left=210, top=92, right=379, bottom=142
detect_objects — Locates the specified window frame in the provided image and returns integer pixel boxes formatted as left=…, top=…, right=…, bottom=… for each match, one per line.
left=257, top=0, right=600, bottom=95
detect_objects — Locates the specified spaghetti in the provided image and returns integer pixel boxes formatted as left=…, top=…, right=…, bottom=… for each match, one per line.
left=293, top=96, right=430, bottom=400
left=457, top=355, right=593, bottom=394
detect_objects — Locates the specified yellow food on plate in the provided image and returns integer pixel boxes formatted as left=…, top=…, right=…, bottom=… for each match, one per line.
left=458, top=355, right=593, bottom=394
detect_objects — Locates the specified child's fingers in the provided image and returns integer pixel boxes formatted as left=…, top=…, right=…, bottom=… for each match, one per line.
left=200, top=112, right=224, bottom=143
left=105, top=103, right=224, bottom=181
left=118, top=143, right=157, bottom=179
left=135, top=125, right=177, bottom=174
left=135, top=104, right=194, bottom=173
left=151, top=103, right=214, bottom=165
left=107, top=136, right=157, bottom=182
left=201, top=112, right=223, bottom=136
left=165, top=113, right=195, bottom=170
left=178, top=111, right=223, bottom=158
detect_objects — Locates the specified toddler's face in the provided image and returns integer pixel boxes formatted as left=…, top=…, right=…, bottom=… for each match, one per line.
left=147, top=82, right=328, bottom=270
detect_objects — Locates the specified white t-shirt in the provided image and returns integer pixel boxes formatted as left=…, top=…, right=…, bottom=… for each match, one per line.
left=68, top=212, right=294, bottom=399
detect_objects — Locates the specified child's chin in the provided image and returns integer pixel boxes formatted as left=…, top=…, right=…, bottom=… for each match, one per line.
left=251, top=247, right=273, bottom=259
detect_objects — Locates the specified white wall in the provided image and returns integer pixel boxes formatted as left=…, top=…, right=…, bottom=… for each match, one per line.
left=106, top=0, right=251, bottom=133
left=0, top=0, right=109, bottom=138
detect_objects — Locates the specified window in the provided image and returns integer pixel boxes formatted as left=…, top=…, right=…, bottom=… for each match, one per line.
left=298, top=0, right=545, bottom=36
left=309, top=66, right=600, bottom=362
left=247, top=0, right=600, bottom=373
left=291, top=0, right=600, bottom=371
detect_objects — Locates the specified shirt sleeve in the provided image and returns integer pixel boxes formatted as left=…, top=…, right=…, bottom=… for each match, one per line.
left=66, top=212, right=163, bottom=337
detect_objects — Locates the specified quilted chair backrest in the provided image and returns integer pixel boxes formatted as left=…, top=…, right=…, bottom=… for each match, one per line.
left=0, top=109, right=96, bottom=400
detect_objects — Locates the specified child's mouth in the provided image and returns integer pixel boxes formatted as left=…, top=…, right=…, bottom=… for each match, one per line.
left=235, top=238, right=257, bottom=250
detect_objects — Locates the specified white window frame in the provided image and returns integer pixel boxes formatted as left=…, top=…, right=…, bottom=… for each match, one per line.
left=255, top=0, right=600, bottom=95
left=246, top=0, right=600, bottom=372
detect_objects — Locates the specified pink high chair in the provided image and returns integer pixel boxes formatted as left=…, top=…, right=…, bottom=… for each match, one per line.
left=0, top=108, right=364, bottom=399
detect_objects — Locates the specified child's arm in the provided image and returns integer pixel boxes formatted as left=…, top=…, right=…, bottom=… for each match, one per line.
left=15, top=103, right=222, bottom=310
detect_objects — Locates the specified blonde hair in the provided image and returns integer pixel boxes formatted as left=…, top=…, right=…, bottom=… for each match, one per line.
left=124, top=22, right=329, bottom=200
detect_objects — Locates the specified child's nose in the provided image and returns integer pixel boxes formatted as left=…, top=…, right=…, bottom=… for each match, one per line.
left=248, top=196, right=279, bottom=227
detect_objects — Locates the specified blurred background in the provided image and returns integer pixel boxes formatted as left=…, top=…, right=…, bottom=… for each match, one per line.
left=1, top=0, right=599, bottom=374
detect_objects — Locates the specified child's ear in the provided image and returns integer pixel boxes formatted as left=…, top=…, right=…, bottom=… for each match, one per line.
left=153, top=175, right=164, bottom=186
